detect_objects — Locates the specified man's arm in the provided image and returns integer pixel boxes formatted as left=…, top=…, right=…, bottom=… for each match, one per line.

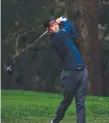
left=56, top=17, right=78, bottom=39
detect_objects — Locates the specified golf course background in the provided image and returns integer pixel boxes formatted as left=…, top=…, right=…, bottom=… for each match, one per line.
left=1, top=90, right=109, bottom=123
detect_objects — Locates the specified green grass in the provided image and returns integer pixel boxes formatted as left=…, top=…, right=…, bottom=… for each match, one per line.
left=1, top=89, right=109, bottom=123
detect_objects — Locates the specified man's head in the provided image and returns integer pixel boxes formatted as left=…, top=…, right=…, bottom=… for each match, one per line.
left=43, top=20, right=60, bottom=33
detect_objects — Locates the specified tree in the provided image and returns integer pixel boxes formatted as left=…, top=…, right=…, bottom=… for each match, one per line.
left=2, top=0, right=106, bottom=95
left=97, top=0, right=109, bottom=96
left=67, top=0, right=103, bottom=96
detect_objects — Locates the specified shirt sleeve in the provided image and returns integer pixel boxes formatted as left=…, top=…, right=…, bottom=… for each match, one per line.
left=52, top=31, right=69, bottom=45
left=51, top=31, right=69, bottom=59
left=60, top=18, right=78, bottom=39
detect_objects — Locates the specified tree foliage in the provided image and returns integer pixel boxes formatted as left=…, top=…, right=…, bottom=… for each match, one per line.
left=1, top=0, right=109, bottom=95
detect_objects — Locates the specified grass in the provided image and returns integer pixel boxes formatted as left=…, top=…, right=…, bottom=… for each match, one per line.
left=1, top=89, right=109, bottom=123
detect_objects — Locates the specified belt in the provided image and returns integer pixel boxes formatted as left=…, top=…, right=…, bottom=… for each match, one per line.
left=73, top=66, right=85, bottom=71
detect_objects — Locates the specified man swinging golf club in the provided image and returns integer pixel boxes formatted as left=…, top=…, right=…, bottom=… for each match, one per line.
left=43, top=17, right=88, bottom=123
left=6, top=16, right=88, bottom=123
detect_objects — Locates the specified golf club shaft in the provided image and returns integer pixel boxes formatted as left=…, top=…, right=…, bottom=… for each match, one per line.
left=14, top=30, right=48, bottom=62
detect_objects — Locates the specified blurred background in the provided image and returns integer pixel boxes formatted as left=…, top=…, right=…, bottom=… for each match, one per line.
left=1, top=0, right=109, bottom=96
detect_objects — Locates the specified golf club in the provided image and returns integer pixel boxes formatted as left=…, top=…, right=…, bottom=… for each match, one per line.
left=6, top=30, right=48, bottom=75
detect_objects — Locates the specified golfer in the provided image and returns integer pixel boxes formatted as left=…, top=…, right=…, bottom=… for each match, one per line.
left=44, top=17, right=88, bottom=123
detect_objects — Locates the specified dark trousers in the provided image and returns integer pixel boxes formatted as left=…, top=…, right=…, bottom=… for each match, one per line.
left=52, top=67, right=88, bottom=123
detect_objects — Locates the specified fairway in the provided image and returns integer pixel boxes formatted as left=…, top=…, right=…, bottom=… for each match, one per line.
left=1, top=90, right=109, bottom=123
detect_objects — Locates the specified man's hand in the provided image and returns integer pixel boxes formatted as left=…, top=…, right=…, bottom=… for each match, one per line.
left=56, top=18, right=61, bottom=24
left=57, top=16, right=68, bottom=22
left=56, top=16, right=68, bottom=24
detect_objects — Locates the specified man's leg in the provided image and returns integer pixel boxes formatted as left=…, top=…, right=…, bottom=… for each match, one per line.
left=52, top=68, right=82, bottom=123
left=52, top=89, right=75, bottom=123
left=75, top=68, right=88, bottom=123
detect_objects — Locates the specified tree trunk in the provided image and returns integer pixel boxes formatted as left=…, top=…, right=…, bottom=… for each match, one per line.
left=68, top=0, right=103, bottom=96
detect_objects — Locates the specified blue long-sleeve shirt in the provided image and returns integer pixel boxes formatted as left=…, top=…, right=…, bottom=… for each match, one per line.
left=51, top=19, right=85, bottom=70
